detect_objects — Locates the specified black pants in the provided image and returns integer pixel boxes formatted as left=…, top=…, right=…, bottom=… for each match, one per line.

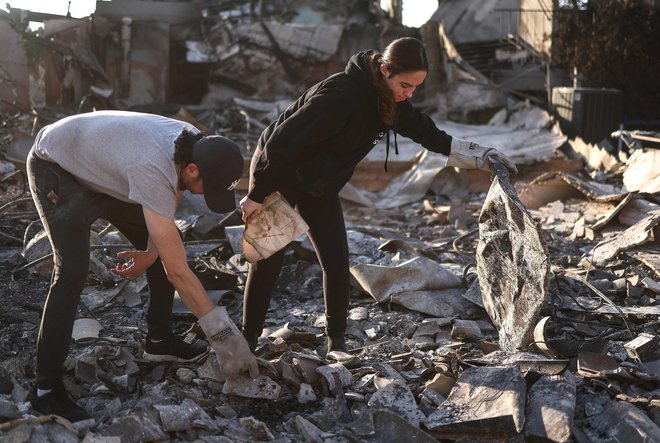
left=27, top=151, right=175, bottom=389
left=242, top=181, right=350, bottom=347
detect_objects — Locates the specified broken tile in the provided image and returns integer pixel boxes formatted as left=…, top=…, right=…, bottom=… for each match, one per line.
left=424, top=372, right=455, bottom=397
left=81, top=433, right=121, bottom=442
left=316, top=363, right=353, bottom=392
left=71, top=318, right=103, bottom=342
left=293, top=355, right=322, bottom=385
left=450, top=319, right=483, bottom=341
left=222, top=375, right=281, bottom=400
left=295, top=415, right=334, bottom=442
left=424, top=366, right=526, bottom=437
left=373, top=409, right=438, bottom=443
left=367, top=382, right=426, bottom=427
left=524, top=373, right=576, bottom=442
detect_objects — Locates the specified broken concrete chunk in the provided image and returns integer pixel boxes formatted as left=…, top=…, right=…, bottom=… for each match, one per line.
left=424, top=372, right=456, bottom=397
left=240, top=416, right=274, bottom=441
left=451, top=319, right=483, bottom=341
left=298, top=383, right=317, bottom=404
left=524, top=373, right=576, bottom=443
left=104, top=411, right=168, bottom=442
left=477, top=162, right=550, bottom=351
left=222, top=374, right=281, bottom=400
left=80, top=285, right=124, bottom=311
left=0, top=396, right=20, bottom=421
left=72, top=318, right=103, bottom=342
left=75, top=356, right=98, bottom=384
left=367, top=382, right=426, bottom=428
left=295, top=415, right=334, bottom=442
left=373, top=410, right=438, bottom=443
left=293, top=355, right=322, bottom=385
left=345, top=392, right=365, bottom=402
left=373, top=363, right=407, bottom=385
left=424, top=366, right=526, bottom=437
left=81, top=433, right=121, bottom=442
left=640, top=277, right=660, bottom=294
left=581, top=399, right=660, bottom=442
left=154, top=398, right=207, bottom=433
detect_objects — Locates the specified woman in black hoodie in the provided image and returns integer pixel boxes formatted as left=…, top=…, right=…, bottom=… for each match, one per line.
left=239, top=37, right=516, bottom=360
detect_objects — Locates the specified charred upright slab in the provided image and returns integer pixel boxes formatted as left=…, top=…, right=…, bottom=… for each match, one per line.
left=477, top=159, right=550, bottom=351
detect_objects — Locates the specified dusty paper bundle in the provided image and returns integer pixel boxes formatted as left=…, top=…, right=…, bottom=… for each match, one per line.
left=242, top=192, right=309, bottom=263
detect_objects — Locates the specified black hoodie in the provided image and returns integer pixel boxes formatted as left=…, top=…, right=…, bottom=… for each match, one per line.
left=247, top=50, right=453, bottom=203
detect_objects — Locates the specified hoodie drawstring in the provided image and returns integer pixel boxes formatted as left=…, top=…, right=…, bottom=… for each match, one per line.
left=384, top=130, right=399, bottom=172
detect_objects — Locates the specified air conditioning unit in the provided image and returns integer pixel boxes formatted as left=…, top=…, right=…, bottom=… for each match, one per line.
left=551, top=87, right=623, bottom=144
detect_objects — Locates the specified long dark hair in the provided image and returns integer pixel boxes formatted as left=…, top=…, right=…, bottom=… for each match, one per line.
left=173, top=128, right=204, bottom=165
left=369, top=37, right=429, bottom=126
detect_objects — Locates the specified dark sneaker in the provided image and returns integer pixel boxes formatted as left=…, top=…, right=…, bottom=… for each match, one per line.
left=143, top=333, right=210, bottom=362
left=30, top=384, right=92, bottom=423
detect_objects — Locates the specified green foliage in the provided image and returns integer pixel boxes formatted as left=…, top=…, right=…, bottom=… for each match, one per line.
left=555, top=0, right=660, bottom=120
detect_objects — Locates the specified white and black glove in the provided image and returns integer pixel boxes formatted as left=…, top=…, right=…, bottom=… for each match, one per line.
left=198, top=306, right=259, bottom=379
left=447, top=138, right=518, bottom=174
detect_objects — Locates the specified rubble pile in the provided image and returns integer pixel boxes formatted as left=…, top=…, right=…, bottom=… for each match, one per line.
left=0, top=120, right=659, bottom=441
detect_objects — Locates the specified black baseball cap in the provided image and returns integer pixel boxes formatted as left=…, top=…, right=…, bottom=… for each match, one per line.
left=192, top=135, right=244, bottom=213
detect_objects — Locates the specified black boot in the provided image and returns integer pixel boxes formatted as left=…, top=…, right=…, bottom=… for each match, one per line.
left=327, top=334, right=348, bottom=353
left=30, top=383, right=92, bottom=423
left=326, top=333, right=361, bottom=368
left=242, top=331, right=259, bottom=353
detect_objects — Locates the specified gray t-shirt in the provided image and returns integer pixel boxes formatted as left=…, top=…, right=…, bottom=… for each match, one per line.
left=34, top=110, right=197, bottom=218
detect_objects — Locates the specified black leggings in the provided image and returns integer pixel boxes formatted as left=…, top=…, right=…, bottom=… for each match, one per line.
left=242, top=185, right=350, bottom=346
left=27, top=152, right=175, bottom=389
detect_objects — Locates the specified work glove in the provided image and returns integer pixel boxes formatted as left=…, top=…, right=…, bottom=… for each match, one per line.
left=198, top=306, right=260, bottom=379
left=447, top=138, right=518, bottom=174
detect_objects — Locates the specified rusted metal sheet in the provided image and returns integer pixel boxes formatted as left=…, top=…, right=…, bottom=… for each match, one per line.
left=477, top=160, right=550, bottom=351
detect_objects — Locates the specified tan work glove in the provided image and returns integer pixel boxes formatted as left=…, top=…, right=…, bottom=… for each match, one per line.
left=447, top=138, right=518, bottom=174
left=198, top=306, right=259, bottom=379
